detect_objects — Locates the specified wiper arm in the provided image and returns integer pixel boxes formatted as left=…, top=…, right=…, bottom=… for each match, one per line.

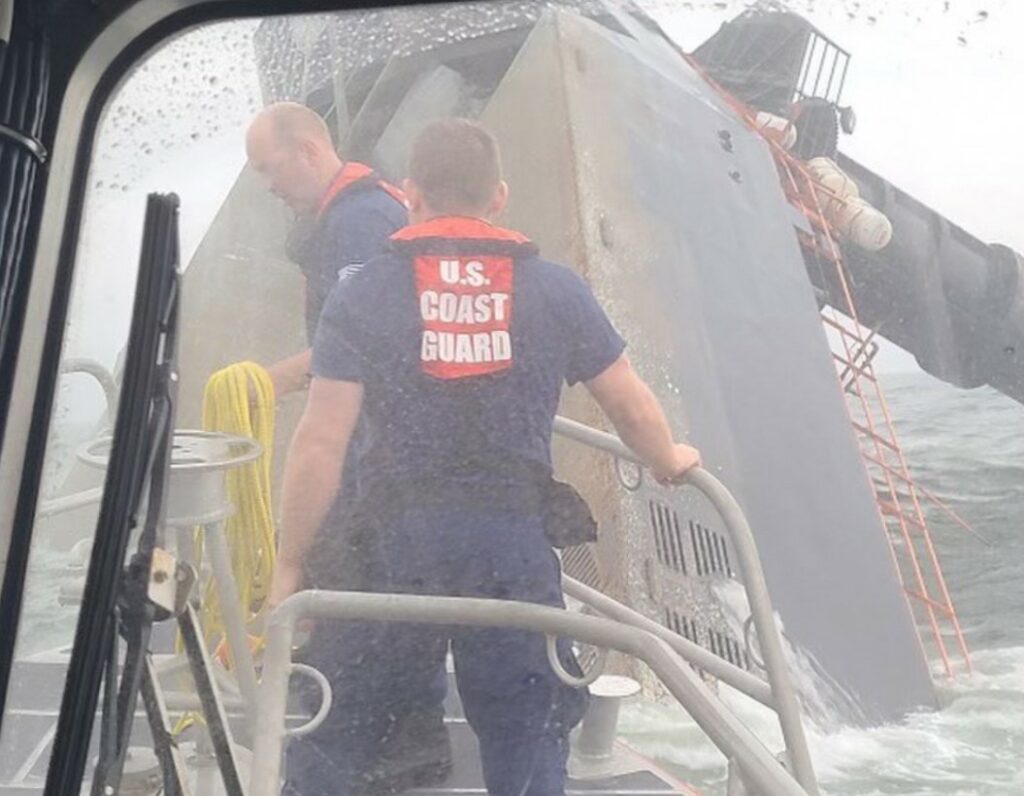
left=44, top=193, right=187, bottom=796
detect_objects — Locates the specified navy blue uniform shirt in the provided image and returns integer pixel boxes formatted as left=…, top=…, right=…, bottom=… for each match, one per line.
left=295, top=164, right=407, bottom=343
left=311, top=217, right=626, bottom=489
left=291, top=164, right=406, bottom=518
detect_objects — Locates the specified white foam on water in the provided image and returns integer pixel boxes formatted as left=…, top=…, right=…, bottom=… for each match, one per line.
left=712, top=578, right=868, bottom=731
left=620, top=645, right=1024, bottom=794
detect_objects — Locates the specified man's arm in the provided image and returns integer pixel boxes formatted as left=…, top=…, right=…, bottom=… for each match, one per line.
left=268, top=376, right=364, bottom=606
left=586, top=355, right=701, bottom=483
left=266, top=348, right=313, bottom=398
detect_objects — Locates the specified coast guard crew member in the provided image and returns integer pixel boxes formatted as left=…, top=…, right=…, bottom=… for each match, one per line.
left=245, top=101, right=408, bottom=396
left=246, top=103, right=451, bottom=792
left=271, top=119, right=702, bottom=796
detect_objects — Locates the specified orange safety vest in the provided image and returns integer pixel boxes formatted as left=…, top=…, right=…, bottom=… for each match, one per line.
left=317, top=161, right=407, bottom=218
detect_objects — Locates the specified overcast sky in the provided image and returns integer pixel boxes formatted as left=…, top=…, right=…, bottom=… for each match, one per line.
left=647, top=0, right=1022, bottom=249
left=644, top=0, right=1021, bottom=371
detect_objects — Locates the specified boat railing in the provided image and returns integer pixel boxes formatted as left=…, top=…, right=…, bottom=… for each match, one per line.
left=552, top=417, right=818, bottom=793
left=37, top=359, right=117, bottom=520
left=246, top=416, right=820, bottom=796
left=59, top=357, right=119, bottom=423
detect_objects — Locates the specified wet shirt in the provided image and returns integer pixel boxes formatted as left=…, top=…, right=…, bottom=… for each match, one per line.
left=293, top=163, right=408, bottom=343
left=311, top=216, right=626, bottom=488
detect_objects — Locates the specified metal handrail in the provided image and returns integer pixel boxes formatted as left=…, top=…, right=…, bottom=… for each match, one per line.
left=37, top=486, right=104, bottom=519
left=35, top=361, right=119, bottom=519
left=552, top=416, right=819, bottom=795
left=60, top=358, right=119, bottom=420
left=244, top=416, right=819, bottom=796
left=251, top=592, right=809, bottom=796
left=562, top=575, right=773, bottom=706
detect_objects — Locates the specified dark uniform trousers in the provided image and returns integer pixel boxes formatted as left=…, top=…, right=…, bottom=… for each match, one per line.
left=284, top=486, right=588, bottom=796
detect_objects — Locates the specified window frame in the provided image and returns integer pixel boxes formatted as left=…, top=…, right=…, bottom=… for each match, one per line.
left=0, top=0, right=436, bottom=755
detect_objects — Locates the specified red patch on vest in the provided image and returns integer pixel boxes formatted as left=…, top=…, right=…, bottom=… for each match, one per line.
left=414, top=255, right=514, bottom=379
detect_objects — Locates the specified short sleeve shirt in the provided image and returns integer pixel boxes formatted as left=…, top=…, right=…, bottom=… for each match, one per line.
left=311, top=218, right=626, bottom=486
left=297, top=181, right=408, bottom=343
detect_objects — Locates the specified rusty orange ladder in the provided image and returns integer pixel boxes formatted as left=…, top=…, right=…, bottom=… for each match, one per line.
left=682, top=52, right=973, bottom=678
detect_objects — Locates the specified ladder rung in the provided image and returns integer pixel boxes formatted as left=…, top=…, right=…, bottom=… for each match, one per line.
left=878, top=502, right=926, bottom=529
left=873, top=483, right=915, bottom=506
left=871, top=477, right=914, bottom=499
left=826, top=322, right=874, bottom=346
left=904, top=588, right=955, bottom=616
left=797, top=235, right=842, bottom=264
left=861, top=452, right=916, bottom=487
left=850, top=422, right=900, bottom=452
left=832, top=349, right=876, bottom=369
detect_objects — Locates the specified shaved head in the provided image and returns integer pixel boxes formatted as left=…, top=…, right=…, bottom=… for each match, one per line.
left=246, top=102, right=341, bottom=214
left=248, top=101, right=333, bottom=152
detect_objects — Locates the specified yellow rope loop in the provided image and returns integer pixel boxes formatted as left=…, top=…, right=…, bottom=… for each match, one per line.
left=195, top=362, right=277, bottom=659
left=172, top=362, right=276, bottom=736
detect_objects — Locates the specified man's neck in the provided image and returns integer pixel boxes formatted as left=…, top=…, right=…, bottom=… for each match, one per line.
left=414, top=210, right=491, bottom=225
left=316, top=156, right=345, bottom=197
left=306, top=156, right=347, bottom=216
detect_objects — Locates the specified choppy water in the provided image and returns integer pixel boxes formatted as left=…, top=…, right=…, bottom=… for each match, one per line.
left=621, top=371, right=1024, bottom=794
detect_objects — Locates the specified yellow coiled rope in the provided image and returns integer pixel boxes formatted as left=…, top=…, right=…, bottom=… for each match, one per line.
left=173, top=362, right=277, bottom=735
left=198, top=361, right=277, bottom=654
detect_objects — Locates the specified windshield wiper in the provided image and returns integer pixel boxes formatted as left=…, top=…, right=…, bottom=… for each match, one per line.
left=44, top=193, right=186, bottom=796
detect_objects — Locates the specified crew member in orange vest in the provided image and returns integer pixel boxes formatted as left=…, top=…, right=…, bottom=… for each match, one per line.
left=271, top=118, right=702, bottom=796
left=245, top=102, right=408, bottom=395
left=245, top=103, right=451, bottom=792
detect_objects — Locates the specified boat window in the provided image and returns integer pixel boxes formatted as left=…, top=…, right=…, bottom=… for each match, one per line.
left=3, top=2, right=1023, bottom=795
left=0, top=18, right=265, bottom=788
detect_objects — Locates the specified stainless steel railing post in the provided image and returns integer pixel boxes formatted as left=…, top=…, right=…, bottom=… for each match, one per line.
left=250, top=592, right=810, bottom=796
left=551, top=416, right=819, bottom=795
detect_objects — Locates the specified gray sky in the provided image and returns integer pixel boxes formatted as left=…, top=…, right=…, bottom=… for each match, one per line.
left=645, top=0, right=1021, bottom=249
left=644, top=0, right=1022, bottom=372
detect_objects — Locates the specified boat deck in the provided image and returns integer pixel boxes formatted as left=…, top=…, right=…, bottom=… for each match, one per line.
left=1, top=658, right=692, bottom=796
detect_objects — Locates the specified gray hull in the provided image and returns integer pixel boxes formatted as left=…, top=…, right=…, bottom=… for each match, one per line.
left=186, top=7, right=934, bottom=722
left=477, top=10, right=933, bottom=722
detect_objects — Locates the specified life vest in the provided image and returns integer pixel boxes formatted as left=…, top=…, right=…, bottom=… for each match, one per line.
left=317, top=161, right=408, bottom=218
left=390, top=216, right=539, bottom=381
left=297, top=163, right=407, bottom=339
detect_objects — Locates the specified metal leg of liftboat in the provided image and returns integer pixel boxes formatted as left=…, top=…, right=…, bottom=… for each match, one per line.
left=726, top=760, right=750, bottom=796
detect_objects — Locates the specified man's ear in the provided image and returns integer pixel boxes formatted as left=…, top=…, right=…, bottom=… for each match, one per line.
left=488, top=180, right=510, bottom=219
left=297, top=137, right=319, bottom=165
